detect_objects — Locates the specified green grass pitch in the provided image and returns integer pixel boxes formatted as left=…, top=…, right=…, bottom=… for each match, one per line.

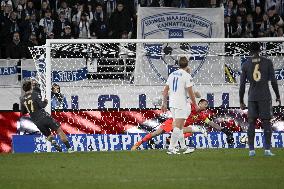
left=1, top=148, right=284, bottom=189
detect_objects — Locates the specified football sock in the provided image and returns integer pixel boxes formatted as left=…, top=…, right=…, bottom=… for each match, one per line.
left=169, top=127, right=181, bottom=150
left=247, top=120, right=256, bottom=151
left=178, top=129, right=186, bottom=149
left=262, top=119, right=272, bottom=150
left=142, top=133, right=152, bottom=142
left=47, top=136, right=54, bottom=143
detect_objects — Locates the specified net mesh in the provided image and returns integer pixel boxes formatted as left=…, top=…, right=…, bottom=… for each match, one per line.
left=28, top=40, right=284, bottom=111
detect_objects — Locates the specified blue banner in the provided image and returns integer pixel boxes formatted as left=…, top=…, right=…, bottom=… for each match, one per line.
left=12, top=132, right=284, bottom=153
left=22, top=67, right=88, bottom=82
left=52, top=67, right=88, bottom=82
left=22, top=70, right=37, bottom=78
left=275, top=68, right=284, bottom=80
left=0, top=66, right=17, bottom=75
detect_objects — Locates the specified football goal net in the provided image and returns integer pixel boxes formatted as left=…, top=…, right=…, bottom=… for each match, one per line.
left=29, top=37, right=284, bottom=114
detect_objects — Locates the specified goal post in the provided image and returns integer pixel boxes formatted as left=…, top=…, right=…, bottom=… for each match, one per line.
left=36, top=37, right=284, bottom=114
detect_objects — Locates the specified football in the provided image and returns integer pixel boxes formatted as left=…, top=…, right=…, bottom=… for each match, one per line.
left=240, top=135, right=248, bottom=144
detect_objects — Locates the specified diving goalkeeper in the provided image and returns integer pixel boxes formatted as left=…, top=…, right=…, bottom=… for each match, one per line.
left=131, top=99, right=234, bottom=151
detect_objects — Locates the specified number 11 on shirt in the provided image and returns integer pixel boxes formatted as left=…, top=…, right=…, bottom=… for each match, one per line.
left=173, top=77, right=179, bottom=92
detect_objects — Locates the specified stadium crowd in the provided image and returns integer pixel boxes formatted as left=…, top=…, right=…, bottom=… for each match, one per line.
left=0, top=0, right=284, bottom=59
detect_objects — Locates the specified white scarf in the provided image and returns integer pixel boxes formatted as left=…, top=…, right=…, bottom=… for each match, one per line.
left=43, top=18, right=54, bottom=35
left=105, top=0, right=116, bottom=16
left=79, top=21, right=90, bottom=38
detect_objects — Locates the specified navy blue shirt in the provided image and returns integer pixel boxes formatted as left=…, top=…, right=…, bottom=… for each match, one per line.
left=239, top=56, right=280, bottom=103
left=20, top=90, right=49, bottom=122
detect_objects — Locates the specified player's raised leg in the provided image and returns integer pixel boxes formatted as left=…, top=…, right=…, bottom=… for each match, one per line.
left=131, top=127, right=165, bottom=150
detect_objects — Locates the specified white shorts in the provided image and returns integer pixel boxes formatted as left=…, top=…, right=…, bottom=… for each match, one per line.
left=170, top=108, right=190, bottom=119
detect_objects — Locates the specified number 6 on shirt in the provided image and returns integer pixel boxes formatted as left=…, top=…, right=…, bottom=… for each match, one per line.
left=253, top=64, right=261, bottom=81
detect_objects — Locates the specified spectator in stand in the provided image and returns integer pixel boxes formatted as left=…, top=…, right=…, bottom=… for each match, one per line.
left=253, top=5, right=263, bottom=36
left=20, top=13, right=39, bottom=42
left=6, top=32, right=27, bottom=59
left=53, top=11, right=71, bottom=38
left=78, top=12, right=91, bottom=38
left=108, top=2, right=132, bottom=39
left=27, top=33, right=39, bottom=47
left=71, top=4, right=84, bottom=38
left=248, top=0, right=266, bottom=14
left=26, top=33, right=39, bottom=58
left=18, top=0, right=27, bottom=10
left=237, top=4, right=248, bottom=21
left=244, top=14, right=254, bottom=37
left=39, top=1, right=51, bottom=20
left=119, top=0, right=136, bottom=18
left=224, top=15, right=233, bottom=38
left=90, top=3, right=108, bottom=39
left=104, top=0, right=118, bottom=17
left=61, top=25, right=72, bottom=38
left=49, top=0, right=61, bottom=13
left=57, top=1, right=72, bottom=22
left=39, top=9, right=54, bottom=42
left=268, top=5, right=283, bottom=28
left=23, top=1, right=38, bottom=21
left=224, top=0, right=234, bottom=17
left=265, top=0, right=281, bottom=13
left=233, top=0, right=245, bottom=15
left=5, top=11, right=21, bottom=41
left=232, top=15, right=245, bottom=37
left=0, top=1, right=4, bottom=11
left=1, top=1, right=13, bottom=19
left=86, top=3, right=94, bottom=21
left=258, top=13, right=271, bottom=37
left=72, top=4, right=83, bottom=24
left=16, top=3, right=25, bottom=21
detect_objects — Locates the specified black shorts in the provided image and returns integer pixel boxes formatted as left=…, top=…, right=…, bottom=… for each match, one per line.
left=248, top=100, right=273, bottom=120
left=34, top=116, right=60, bottom=137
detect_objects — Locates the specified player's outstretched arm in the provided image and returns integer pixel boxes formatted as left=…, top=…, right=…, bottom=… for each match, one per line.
left=207, top=120, right=222, bottom=130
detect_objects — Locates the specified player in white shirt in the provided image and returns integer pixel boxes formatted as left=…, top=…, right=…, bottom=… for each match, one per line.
left=161, top=57, right=198, bottom=154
